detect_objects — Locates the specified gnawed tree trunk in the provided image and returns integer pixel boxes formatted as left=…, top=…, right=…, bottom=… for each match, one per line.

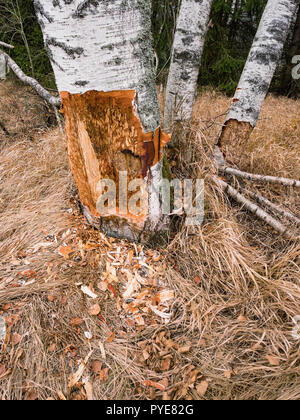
left=34, top=0, right=170, bottom=243
left=164, top=0, right=213, bottom=133
left=217, top=0, right=299, bottom=160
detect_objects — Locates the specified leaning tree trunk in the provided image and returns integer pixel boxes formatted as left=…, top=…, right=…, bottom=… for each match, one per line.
left=164, top=0, right=213, bottom=133
left=34, top=0, right=170, bottom=243
left=0, top=55, right=6, bottom=80
left=217, top=0, right=300, bottom=161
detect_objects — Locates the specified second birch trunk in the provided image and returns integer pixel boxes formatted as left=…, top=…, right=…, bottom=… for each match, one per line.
left=217, top=0, right=299, bottom=160
left=164, top=0, right=213, bottom=133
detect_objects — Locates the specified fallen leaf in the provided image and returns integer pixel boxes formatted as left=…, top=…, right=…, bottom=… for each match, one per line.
left=91, top=361, right=102, bottom=374
left=161, top=358, right=171, bottom=371
left=149, top=305, right=172, bottom=320
left=143, top=380, right=166, bottom=392
left=196, top=380, right=208, bottom=397
left=106, top=332, right=116, bottom=343
left=58, top=245, right=73, bottom=260
left=156, top=290, right=175, bottom=304
left=194, top=276, right=201, bottom=285
left=11, top=333, right=22, bottom=346
left=70, top=318, right=84, bottom=327
left=224, top=370, right=232, bottom=379
left=48, top=295, right=55, bottom=302
left=143, top=350, right=150, bottom=361
left=88, top=304, right=101, bottom=316
left=178, top=345, right=191, bottom=354
left=81, top=285, right=98, bottom=299
left=266, top=355, right=280, bottom=366
left=68, top=350, right=93, bottom=389
left=107, top=284, right=118, bottom=298
left=25, top=390, right=38, bottom=400
left=48, top=343, right=56, bottom=352
left=100, top=367, right=109, bottom=382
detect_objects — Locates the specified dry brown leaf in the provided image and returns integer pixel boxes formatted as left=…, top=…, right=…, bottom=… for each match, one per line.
left=194, top=276, right=201, bottom=285
left=11, top=333, right=22, bottom=346
left=58, top=245, right=73, bottom=260
left=161, top=358, right=171, bottom=371
left=224, top=370, right=232, bottom=379
left=106, top=332, right=116, bottom=343
left=266, top=355, right=280, bottom=366
left=107, top=284, right=118, bottom=298
left=91, top=360, right=102, bottom=374
left=178, top=345, right=191, bottom=354
left=81, top=285, right=98, bottom=299
left=100, top=367, right=109, bottom=382
left=70, top=318, right=84, bottom=327
left=48, top=343, right=56, bottom=352
left=156, top=290, right=175, bottom=304
left=143, top=380, right=166, bottom=392
left=25, top=390, right=38, bottom=400
left=196, top=380, right=208, bottom=397
left=68, top=350, right=93, bottom=389
left=88, top=304, right=101, bottom=316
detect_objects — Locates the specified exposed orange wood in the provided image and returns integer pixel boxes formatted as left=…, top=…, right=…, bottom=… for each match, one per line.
left=60, top=90, right=170, bottom=227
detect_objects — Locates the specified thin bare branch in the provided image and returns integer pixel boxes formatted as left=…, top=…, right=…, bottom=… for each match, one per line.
left=0, top=41, right=14, bottom=49
left=0, top=49, right=61, bottom=107
left=245, top=190, right=300, bottom=226
left=223, top=167, right=300, bottom=188
left=214, top=176, right=296, bottom=239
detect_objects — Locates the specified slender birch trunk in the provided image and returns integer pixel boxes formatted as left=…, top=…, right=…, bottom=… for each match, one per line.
left=164, top=0, right=213, bottom=133
left=34, top=0, right=170, bottom=243
left=0, top=55, right=6, bottom=80
left=217, top=0, right=299, bottom=159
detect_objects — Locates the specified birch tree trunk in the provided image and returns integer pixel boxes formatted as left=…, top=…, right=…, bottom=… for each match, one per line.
left=0, top=55, right=6, bottom=80
left=217, top=0, right=299, bottom=160
left=34, top=0, right=170, bottom=243
left=164, top=0, right=213, bottom=133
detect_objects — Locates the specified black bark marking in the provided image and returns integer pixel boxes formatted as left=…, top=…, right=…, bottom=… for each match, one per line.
left=74, top=0, right=100, bottom=18
left=46, top=38, right=84, bottom=59
left=75, top=80, right=89, bottom=87
left=33, top=0, right=54, bottom=23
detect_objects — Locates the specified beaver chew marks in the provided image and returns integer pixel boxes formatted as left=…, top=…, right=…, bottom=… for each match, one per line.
left=60, top=90, right=170, bottom=230
left=218, top=119, right=253, bottom=150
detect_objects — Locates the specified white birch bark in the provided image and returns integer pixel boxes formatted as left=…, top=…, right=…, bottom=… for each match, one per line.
left=164, top=0, right=213, bottom=132
left=34, top=0, right=160, bottom=132
left=221, top=0, right=299, bottom=129
left=34, top=0, right=168, bottom=242
left=0, top=55, right=7, bottom=80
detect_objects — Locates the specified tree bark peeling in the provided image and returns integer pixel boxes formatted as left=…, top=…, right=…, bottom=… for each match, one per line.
left=60, top=89, right=170, bottom=242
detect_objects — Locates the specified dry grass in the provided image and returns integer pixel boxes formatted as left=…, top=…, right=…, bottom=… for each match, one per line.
left=0, top=81, right=299, bottom=400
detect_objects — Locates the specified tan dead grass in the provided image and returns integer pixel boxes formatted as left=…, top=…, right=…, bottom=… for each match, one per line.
left=0, top=83, right=299, bottom=400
